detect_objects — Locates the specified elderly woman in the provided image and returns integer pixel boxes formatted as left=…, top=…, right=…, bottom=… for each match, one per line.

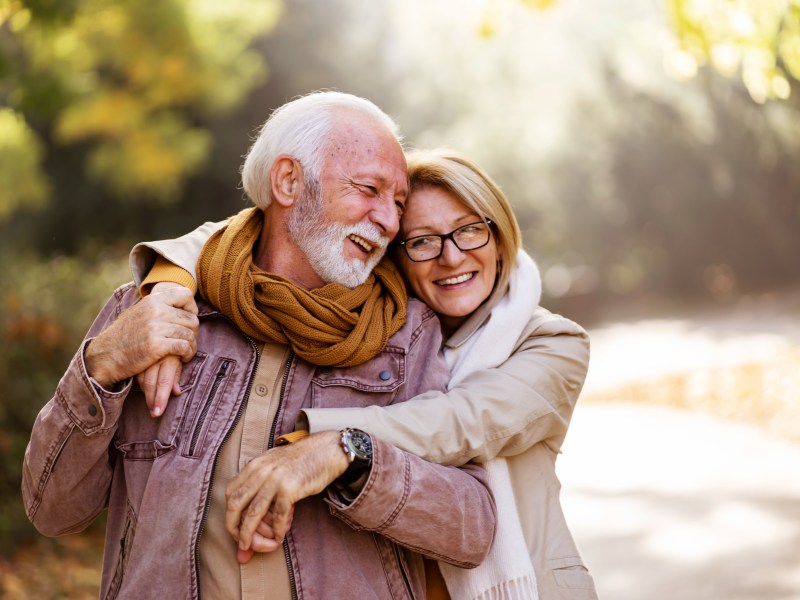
left=131, top=149, right=598, bottom=600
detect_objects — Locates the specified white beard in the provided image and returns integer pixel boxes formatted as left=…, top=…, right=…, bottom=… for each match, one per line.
left=288, top=181, right=390, bottom=288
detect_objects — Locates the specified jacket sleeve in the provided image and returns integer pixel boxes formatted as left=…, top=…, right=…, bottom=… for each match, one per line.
left=128, top=220, right=224, bottom=287
left=327, top=442, right=496, bottom=568
left=305, top=307, right=589, bottom=466
left=325, top=306, right=496, bottom=567
left=21, top=284, right=139, bottom=536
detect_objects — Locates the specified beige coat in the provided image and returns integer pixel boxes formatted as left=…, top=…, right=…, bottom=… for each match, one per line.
left=304, top=297, right=599, bottom=600
left=130, top=223, right=599, bottom=599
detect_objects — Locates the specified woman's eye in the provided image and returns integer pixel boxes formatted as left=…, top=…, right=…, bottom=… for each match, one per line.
left=408, top=237, right=436, bottom=249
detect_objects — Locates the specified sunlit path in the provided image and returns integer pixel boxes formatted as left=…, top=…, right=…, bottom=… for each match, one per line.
left=560, top=403, right=800, bottom=600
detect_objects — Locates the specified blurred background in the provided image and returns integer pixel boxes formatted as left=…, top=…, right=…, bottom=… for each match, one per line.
left=1, top=0, right=799, bottom=597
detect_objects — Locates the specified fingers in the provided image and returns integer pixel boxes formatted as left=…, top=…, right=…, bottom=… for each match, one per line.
left=137, top=357, right=184, bottom=417
left=225, top=434, right=343, bottom=552
left=237, top=509, right=294, bottom=563
left=248, top=532, right=281, bottom=554
left=137, top=363, right=161, bottom=415
left=151, top=284, right=199, bottom=316
left=225, top=456, right=293, bottom=551
left=225, top=461, right=264, bottom=548
left=153, top=357, right=183, bottom=417
left=237, top=547, right=255, bottom=564
left=239, top=478, right=283, bottom=551
left=270, top=496, right=294, bottom=542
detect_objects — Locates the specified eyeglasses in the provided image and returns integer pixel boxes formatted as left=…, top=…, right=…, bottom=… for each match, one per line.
left=395, top=219, right=493, bottom=262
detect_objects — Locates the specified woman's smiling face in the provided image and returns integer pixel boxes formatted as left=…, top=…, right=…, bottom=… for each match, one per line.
left=395, top=185, right=499, bottom=334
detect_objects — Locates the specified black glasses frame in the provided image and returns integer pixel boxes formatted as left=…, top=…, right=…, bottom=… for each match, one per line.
left=395, top=219, right=494, bottom=262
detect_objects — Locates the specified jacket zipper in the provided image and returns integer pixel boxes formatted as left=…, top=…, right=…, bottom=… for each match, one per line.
left=107, top=514, right=132, bottom=600
left=394, top=544, right=415, bottom=599
left=188, top=359, right=232, bottom=456
left=194, top=335, right=260, bottom=600
left=271, top=351, right=298, bottom=600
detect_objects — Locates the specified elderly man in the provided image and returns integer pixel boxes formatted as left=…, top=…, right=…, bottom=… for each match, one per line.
left=22, top=92, right=496, bottom=599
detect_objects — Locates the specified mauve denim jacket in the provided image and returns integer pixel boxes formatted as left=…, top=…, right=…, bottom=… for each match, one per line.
left=22, top=283, right=496, bottom=599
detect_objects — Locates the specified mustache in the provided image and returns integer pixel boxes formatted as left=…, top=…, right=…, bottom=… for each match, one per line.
left=343, top=222, right=391, bottom=252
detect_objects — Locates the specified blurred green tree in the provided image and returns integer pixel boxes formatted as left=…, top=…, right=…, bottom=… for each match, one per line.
left=0, top=0, right=281, bottom=215
left=510, top=0, right=800, bottom=103
left=664, top=0, right=800, bottom=103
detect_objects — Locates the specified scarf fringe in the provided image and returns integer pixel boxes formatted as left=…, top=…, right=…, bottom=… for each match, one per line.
left=470, top=575, right=539, bottom=600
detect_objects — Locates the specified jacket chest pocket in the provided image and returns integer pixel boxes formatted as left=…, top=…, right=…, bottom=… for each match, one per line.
left=311, top=347, right=405, bottom=408
left=181, top=357, right=237, bottom=458
left=114, top=352, right=208, bottom=460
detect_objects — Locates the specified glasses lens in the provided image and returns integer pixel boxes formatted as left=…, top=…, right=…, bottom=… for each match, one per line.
left=406, top=236, right=442, bottom=261
left=453, top=222, right=489, bottom=250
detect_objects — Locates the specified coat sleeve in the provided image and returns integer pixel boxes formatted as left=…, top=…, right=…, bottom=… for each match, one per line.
left=21, top=284, right=138, bottom=536
left=128, top=220, right=224, bottom=287
left=325, top=305, right=496, bottom=567
left=304, top=307, right=590, bottom=466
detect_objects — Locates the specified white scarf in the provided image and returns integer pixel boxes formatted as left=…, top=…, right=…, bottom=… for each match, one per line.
left=437, top=249, right=542, bottom=600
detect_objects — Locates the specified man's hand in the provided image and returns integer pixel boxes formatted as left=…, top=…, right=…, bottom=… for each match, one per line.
left=225, top=431, right=350, bottom=557
left=236, top=507, right=295, bottom=564
left=85, top=285, right=199, bottom=395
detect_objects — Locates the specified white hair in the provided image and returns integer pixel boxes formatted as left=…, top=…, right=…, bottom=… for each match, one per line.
left=240, top=91, right=402, bottom=209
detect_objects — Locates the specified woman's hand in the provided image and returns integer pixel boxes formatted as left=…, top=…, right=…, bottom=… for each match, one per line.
left=134, top=281, right=198, bottom=417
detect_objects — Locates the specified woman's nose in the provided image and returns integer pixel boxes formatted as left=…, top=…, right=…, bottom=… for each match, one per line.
left=438, top=237, right=465, bottom=266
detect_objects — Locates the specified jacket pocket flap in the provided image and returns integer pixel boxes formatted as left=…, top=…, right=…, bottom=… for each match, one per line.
left=312, top=348, right=405, bottom=393
left=114, top=439, right=175, bottom=460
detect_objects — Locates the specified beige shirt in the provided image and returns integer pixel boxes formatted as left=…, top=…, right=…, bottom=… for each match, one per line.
left=198, top=342, right=293, bottom=600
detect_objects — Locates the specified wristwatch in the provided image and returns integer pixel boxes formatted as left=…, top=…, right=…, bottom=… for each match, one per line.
left=338, top=428, right=373, bottom=485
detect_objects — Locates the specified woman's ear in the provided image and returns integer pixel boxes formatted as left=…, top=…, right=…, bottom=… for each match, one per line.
left=270, top=156, right=303, bottom=208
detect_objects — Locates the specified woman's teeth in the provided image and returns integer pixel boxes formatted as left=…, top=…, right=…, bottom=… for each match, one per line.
left=436, top=272, right=474, bottom=286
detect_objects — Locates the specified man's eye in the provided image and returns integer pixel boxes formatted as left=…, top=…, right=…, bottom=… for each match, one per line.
left=358, top=184, right=378, bottom=196
left=395, top=201, right=405, bottom=215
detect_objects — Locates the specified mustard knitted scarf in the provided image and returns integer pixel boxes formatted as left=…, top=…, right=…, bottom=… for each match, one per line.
left=197, top=208, right=407, bottom=367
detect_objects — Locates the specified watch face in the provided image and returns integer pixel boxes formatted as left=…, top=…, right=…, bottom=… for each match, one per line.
left=349, top=430, right=373, bottom=461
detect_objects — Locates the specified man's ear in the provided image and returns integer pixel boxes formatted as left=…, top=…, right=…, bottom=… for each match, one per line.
left=270, top=156, right=303, bottom=208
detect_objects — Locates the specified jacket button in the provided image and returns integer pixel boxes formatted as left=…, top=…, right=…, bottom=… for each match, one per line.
left=255, top=384, right=268, bottom=396
left=88, top=404, right=98, bottom=417
left=379, top=370, right=391, bottom=381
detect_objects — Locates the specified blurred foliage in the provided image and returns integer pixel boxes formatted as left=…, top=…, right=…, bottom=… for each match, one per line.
left=1, top=527, right=104, bottom=599
left=0, top=249, right=129, bottom=554
left=510, top=0, right=800, bottom=102
left=0, top=0, right=280, bottom=211
left=665, top=0, right=800, bottom=103
left=0, top=106, right=48, bottom=218
left=528, top=65, right=800, bottom=316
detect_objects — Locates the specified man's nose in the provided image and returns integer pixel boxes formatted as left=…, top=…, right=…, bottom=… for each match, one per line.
left=370, top=196, right=400, bottom=238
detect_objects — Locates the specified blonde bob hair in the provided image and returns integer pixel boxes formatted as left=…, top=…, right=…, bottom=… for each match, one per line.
left=404, top=148, right=522, bottom=295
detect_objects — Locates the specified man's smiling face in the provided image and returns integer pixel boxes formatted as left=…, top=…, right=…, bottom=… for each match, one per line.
left=288, top=109, right=408, bottom=288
